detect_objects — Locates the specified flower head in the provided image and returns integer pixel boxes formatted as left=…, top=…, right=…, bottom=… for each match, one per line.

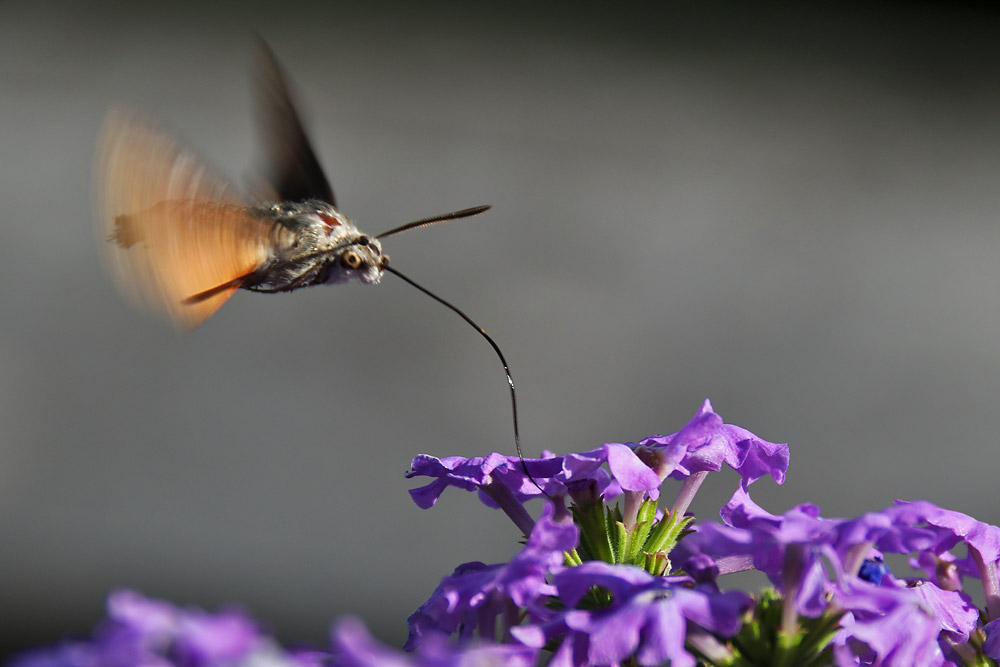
left=406, top=500, right=578, bottom=648
left=627, top=400, right=789, bottom=487
left=511, top=561, right=751, bottom=667
left=406, top=400, right=790, bottom=543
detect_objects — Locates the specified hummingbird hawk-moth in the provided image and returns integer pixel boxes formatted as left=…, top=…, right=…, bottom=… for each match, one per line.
left=96, top=43, right=490, bottom=330
left=95, top=43, right=538, bottom=487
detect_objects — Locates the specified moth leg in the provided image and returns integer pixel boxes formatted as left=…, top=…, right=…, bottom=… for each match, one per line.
left=242, top=285, right=288, bottom=294
left=242, top=262, right=330, bottom=294
left=183, top=274, right=253, bottom=305
left=242, top=277, right=310, bottom=294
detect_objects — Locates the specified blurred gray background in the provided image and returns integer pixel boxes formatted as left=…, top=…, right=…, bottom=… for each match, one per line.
left=4, top=0, right=1000, bottom=658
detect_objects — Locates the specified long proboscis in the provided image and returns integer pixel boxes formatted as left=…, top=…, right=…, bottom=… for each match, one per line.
left=376, top=205, right=491, bottom=239
left=384, top=264, right=544, bottom=496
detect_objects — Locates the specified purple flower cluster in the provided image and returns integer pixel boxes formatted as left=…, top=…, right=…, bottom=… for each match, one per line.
left=403, top=400, right=1000, bottom=665
left=10, top=591, right=535, bottom=667
left=16, top=400, right=1000, bottom=666
left=10, top=589, right=323, bottom=667
left=406, top=400, right=788, bottom=537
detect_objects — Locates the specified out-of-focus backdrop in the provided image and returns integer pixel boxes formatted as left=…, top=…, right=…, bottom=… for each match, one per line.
left=4, top=0, right=1000, bottom=657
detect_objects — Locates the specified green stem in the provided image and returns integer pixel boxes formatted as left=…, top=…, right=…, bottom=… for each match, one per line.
left=643, top=509, right=693, bottom=556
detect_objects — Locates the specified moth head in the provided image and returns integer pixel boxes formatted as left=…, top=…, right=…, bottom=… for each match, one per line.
left=329, top=235, right=387, bottom=285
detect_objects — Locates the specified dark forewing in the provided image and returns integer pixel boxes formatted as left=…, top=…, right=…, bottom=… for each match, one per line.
left=254, top=40, right=336, bottom=206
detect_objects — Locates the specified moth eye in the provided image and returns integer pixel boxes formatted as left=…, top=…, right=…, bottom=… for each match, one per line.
left=342, top=250, right=362, bottom=270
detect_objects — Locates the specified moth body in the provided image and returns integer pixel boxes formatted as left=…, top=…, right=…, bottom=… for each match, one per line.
left=244, top=199, right=387, bottom=292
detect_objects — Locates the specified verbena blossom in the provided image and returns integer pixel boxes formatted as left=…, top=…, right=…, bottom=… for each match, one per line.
left=405, top=399, right=789, bottom=536
left=16, top=399, right=1000, bottom=666
left=405, top=500, right=578, bottom=649
left=677, top=488, right=984, bottom=664
left=403, top=400, right=1000, bottom=665
left=510, top=562, right=752, bottom=667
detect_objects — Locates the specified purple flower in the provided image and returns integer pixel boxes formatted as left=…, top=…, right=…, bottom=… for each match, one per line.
left=405, top=446, right=631, bottom=512
left=682, top=487, right=988, bottom=662
left=333, top=617, right=536, bottom=667
left=832, top=500, right=1000, bottom=622
left=406, top=453, right=514, bottom=509
left=911, top=551, right=963, bottom=592
left=626, top=400, right=789, bottom=487
left=695, top=486, right=841, bottom=618
left=406, top=400, right=789, bottom=540
left=909, top=581, right=979, bottom=644
left=406, top=452, right=545, bottom=535
left=406, top=500, right=578, bottom=648
left=890, top=500, right=1000, bottom=617
left=713, top=488, right=951, bottom=586
left=10, top=591, right=323, bottom=667
left=512, top=562, right=751, bottom=667
left=983, top=617, right=1000, bottom=659
left=832, top=581, right=950, bottom=667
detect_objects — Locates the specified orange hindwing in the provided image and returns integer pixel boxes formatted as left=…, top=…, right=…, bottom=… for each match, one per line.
left=96, top=108, right=279, bottom=329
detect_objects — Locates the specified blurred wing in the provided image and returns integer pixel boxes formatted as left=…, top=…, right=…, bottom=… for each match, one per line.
left=96, top=107, right=276, bottom=329
left=254, top=39, right=336, bottom=205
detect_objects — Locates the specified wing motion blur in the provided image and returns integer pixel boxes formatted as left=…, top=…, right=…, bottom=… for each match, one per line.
left=95, top=108, right=278, bottom=329
left=254, top=40, right=335, bottom=206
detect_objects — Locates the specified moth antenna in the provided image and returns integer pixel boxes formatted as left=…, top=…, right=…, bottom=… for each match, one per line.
left=376, top=205, right=491, bottom=240
left=384, top=264, right=546, bottom=496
